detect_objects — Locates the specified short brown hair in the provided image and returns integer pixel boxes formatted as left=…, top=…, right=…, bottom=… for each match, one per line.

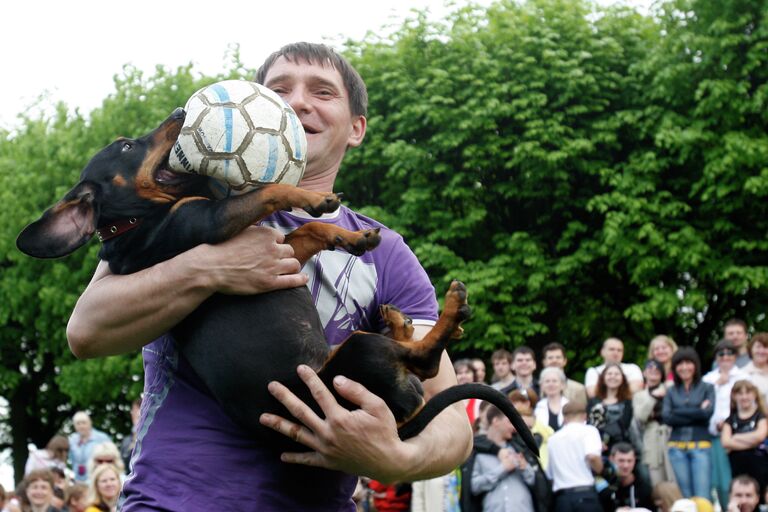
left=255, top=42, right=368, bottom=117
left=748, top=332, right=768, bottom=358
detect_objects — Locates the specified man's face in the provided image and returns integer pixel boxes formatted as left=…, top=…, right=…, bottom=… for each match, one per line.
left=542, top=349, right=566, bottom=369
left=262, top=56, right=365, bottom=180
left=730, top=481, right=759, bottom=512
left=490, top=415, right=514, bottom=440
left=513, top=353, right=536, bottom=378
left=74, top=416, right=92, bottom=437
left=725, top=325, right=748, bottom=349
left=601, top=340, right=624, bottom=363
left=609, top=450, right=636, bottom=479
left=493, top=358, right=511, bottom=380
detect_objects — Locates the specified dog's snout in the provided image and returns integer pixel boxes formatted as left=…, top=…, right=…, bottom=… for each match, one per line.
left=171, top=107, right=185, bottom=120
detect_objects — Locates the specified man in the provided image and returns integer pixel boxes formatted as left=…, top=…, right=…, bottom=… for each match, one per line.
left=500, top=346, right=540, bottom=397
left=727, top=475, right=761, bottom=512
left=471, top=405, right=536, bottom=512
left=542, top=342, right=588, bottom=406
left=67, top=411, right=111, bottom=482
left=66, top=43, right=472, bottom=511
left=546, top=402, right=603, bottom=512
left=722, top=319, right=752, bottom=368
left=491, top=349, right=515, bottom=390
left=598, top=443, right=653, bottom=512
left=584, top=337, right=644, bottom=398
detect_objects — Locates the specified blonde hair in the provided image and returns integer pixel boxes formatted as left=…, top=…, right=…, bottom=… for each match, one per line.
left=86, top=463, right=121, bottom=508
left=87, top=441, right=124, bottom=478
left=648, top=335, right=678, bottom=371
left=654, top=481, right=683, bottom=512
left=730, top=379, right=767, bottom=416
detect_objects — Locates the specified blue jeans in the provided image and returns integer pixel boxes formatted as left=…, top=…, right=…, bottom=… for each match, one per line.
left=668, top=445, right=711, bottom=498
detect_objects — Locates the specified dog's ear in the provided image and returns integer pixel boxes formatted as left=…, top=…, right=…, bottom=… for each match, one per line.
left=16, top=182, right=101, bottom=258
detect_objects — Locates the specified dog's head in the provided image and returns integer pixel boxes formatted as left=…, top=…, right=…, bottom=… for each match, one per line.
left=17, top=108, right=203, bottom=258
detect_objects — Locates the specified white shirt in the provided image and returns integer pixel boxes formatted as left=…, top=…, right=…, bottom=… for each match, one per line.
left=742, top=362, right=768, bottom=403
left=702, top=366, right=746, bottom=435
left=584, top=363, right=644, bottom=389
left=546, top=420, right=602, bottom=492
left=534, top=396, right=569, bottom=430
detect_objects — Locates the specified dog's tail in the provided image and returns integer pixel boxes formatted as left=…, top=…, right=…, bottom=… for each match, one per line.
left=397, top=383, right=539, bottom=456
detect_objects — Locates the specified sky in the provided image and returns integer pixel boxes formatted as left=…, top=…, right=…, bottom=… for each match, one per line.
left=0, top=0, right=495, bottom=130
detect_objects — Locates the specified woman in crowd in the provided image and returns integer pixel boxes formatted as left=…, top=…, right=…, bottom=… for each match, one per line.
left=24, top=436, right=69, bottom=476
left=454, top=358, right=481, bottom=427
left=653, top=481, right=684, bottom=512
left=704, top=339, right=746, bottom=507
left=648, top=335, right=678, bottom=383
left=18, top=469, right=60, bottom=512
left=535, top=367, right=569, bottom=431
left=721, top=379, right=768, bottom=497
left=744, top=333, right=768, bottom=402
left=633, top=359, right=675, bottom=487
left=588, top=362, right=634, bottom=454
left=662, top=346, right=715, bottom=499
left=84, top=464, right=121, bottom=512
left=85, top=443, right=124, bottom=484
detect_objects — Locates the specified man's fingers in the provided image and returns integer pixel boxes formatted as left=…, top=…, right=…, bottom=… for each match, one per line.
left=332, top=374, right=390, bottom=418
left=297, top=365, right=341, bottom=413
left=264, top=378, right=327, bottom=435
left=259, top=412, right=320, bottom=451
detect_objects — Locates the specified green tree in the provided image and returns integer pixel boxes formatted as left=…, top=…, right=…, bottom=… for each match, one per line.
left=0, top=58, right=247, bottom=482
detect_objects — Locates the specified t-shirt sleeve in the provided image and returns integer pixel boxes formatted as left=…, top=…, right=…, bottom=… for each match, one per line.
left=585, top=425, right=603, bottom=456
left=624, top=364, right=644, bottom=382
left=585, top=367, right=598, bottom=388
left=372, top=231, right=438, bottom=332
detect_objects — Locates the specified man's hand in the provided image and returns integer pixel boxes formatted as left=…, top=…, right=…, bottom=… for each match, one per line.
left=259, top=365, right=416, bottom=483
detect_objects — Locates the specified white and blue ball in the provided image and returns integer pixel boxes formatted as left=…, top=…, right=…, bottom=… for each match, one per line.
left=169, top=80, right=307, bottom=193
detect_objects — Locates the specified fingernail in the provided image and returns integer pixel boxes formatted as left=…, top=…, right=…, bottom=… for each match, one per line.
left=334, top=375, right=347, bottom=387
left=267, top=382, right=278, bottom=393
left=260, top=413, right=272, bottom=424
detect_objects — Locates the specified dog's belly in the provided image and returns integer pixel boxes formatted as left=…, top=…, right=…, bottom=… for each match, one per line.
left=172, top=286, right=330, bottom=445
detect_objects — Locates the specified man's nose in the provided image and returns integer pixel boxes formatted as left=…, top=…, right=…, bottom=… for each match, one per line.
left=285, top=86, right=311, bottom=113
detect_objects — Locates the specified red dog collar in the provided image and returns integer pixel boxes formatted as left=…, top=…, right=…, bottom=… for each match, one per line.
left=96, top=217, right=141, bottom=242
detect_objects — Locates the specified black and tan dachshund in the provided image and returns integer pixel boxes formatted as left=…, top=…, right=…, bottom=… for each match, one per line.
left=17, top=108, right=537, bottom=454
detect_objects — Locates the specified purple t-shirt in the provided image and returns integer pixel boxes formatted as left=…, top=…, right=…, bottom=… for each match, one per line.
left=120, top=206, right=438, bottom=511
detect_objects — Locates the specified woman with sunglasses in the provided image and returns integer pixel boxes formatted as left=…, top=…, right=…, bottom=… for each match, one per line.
left=86, top=443, right=125, bottom=483
left=703, top=340, right=748, bottom=507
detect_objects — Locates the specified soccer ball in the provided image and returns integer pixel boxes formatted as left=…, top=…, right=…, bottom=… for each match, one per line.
left=168, top=80, right=307, bottom=193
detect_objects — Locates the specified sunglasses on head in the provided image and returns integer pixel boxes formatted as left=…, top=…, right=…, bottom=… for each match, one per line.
left=95, top=458, right=115, bottom=464
left=716, top=349, right=736, bottom=357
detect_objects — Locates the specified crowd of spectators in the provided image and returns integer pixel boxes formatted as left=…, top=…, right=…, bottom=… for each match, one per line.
left=367, top=319, right=768, bottom=512
left=0, top=403, right=139, bottom=512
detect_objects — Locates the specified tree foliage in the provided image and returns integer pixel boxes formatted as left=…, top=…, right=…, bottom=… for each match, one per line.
left=1, top=0, right=767, bottom=483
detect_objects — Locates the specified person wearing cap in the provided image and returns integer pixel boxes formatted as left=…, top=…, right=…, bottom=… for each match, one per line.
left=546, top=401, right=603, bottom=512
left=662, top=347, right=715, bottom=499
left=704, top=340, right=747, bottom=508
left=633, top=359, right=675, bottom=487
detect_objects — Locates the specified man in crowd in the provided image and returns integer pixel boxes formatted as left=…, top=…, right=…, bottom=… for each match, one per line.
left=500, top=346, right=540, bottom=397
left=598, top=442, right=654, bottom=512
left=585, top=337, right=644, bottom=398
left=68, top=411, right=112, bottom=482
left=542, top=342, right=588, bottom=406
left=546, top=402, right=604, bottom=512
left=491, top=349, right=515, bottom=390
left=722, top=319, right=752, bottom=369
left=727, top=475, right=761, bottom=512
left=66, top=42, right=472, bottom=511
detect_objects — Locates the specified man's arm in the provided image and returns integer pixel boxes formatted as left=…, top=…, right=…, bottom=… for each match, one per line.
left=586, top=453, right=603, bottom=475
left=67, top=226, right=305, bottom=358
left=260, top=325, right=473, bottom=483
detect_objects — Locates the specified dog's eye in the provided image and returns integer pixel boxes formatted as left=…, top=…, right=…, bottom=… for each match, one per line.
left=121, top=141, right=133, bottom=152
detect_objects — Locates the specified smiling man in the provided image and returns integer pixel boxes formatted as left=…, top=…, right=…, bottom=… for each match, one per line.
left=67, top=43, right=472, bottom=511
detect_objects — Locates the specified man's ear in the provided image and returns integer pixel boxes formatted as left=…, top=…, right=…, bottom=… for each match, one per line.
left=347, top=115, right=367, bottom=148
left=16, top=182, right=100, bottom=258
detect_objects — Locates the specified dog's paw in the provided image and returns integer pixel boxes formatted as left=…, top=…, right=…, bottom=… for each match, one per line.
left=305, top=192, right=342, bottom=217
left=445, top=280, right=471, bottom=325
left=335, top=228, right=381, bottom=256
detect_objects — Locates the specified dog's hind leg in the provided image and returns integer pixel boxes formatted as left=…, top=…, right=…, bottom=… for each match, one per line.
left=284, top=223, right=381, bottom=265
left=391, top=280, right=470, bottom=381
